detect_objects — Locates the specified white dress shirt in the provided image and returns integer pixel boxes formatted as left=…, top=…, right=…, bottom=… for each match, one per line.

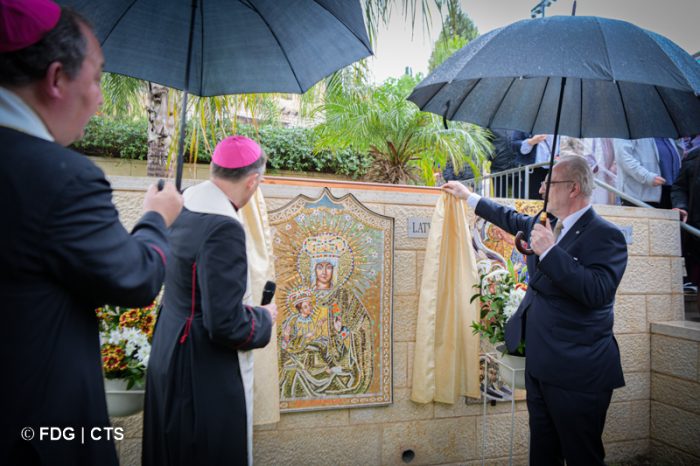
left=0, top=86, right=53, bottom=141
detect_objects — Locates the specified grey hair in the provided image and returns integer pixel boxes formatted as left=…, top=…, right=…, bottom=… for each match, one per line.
left=0, top=8, right=89, bottom=86
left=556, top=155, right=594, bottom=198
left=210, top=152, right=267, bottom=182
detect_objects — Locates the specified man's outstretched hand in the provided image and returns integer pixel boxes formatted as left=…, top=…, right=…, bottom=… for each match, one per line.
left=442, top=181, right=471, bottom=200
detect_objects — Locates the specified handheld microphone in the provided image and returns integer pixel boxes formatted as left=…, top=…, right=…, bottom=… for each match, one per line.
left=261, top=280, right=276, bottom=305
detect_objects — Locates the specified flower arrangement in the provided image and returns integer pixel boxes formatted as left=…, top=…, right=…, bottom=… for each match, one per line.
left=470, top=259, right=527, bottom=356
left=96, top=301, right=158, bottom=389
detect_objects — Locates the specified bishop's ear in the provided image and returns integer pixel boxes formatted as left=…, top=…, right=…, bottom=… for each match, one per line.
left=246, top=171, right=261, bottom=190
left=42, top=61, right=66, bottom=99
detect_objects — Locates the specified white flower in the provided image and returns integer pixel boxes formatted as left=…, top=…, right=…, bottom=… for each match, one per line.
left=480, top=268, right=509, bottom=295
left=101, top=326, right=151, bottom=367
left=503, top=287, right=526, bottom=321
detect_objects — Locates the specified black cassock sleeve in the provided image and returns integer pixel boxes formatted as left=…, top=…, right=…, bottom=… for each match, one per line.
left=43, top=162, right=168, bottom=308
left=197, top=219, right=272, bottom=350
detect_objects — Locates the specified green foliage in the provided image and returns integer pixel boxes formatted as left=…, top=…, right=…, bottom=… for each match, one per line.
left=256, top=125, right=372, bottom=178
left=73, top=116, right=371, bottom=178
left=435, top=0, right=478, bottom=42
left=428, top=0, right=478, bottom=72
left=313, top=73, right=492, bottom=185
left=428, top=34, right=470, bottom=72
left=100, top=73, right=148, bottom=119
left=71, top=116, right=148, bottom=160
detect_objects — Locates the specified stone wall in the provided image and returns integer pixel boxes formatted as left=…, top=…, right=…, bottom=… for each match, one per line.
left=649, top=321, right=700, bottom=465
left=107, top=176, right=685, bottom=465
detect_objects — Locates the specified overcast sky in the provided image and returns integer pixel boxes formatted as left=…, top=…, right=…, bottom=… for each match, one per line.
left=368, top=0, right=700, bottom=83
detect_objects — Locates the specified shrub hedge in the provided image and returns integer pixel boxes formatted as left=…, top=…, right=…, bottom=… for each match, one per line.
left=73, top=116, right=373, bottom=178
left=72, top=117, right=149, bottom=160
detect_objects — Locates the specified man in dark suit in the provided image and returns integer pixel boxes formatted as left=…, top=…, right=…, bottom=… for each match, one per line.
left=490, top=129, right=527, bottom=198
left=444, top=155, right=627, bottom=466
left=0, top=2, right=182, bottom=464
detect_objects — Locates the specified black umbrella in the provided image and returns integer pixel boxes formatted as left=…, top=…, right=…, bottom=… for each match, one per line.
left=60, top=0, right=373, bottom=189
left=408, top=13, right=700, bottom=254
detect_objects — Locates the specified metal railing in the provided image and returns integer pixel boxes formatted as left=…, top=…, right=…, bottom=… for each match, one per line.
left=462, top=163, right=700, bottom=240
left=463, top=162, right=550, bottom=199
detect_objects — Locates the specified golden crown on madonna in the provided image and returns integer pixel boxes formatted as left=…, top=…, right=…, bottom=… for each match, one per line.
left=301, top=233, right=349, bottom=261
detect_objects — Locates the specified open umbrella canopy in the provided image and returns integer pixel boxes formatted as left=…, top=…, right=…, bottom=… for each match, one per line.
left=408, top=15, right=700, bottom=139
left=61, top=0, right=372, bottom=96
left=59, top=0, right=372, bottom=188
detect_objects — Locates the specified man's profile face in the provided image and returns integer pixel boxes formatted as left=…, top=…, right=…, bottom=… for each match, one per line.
left=60, top=22, right=103, bottom=145
left=540, top=165, right=573, bottom=218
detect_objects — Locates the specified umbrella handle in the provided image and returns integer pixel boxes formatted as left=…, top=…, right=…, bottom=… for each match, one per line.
left=514, top=214, right=547, bottom=256
left=514, top=231, right=534, bottom=256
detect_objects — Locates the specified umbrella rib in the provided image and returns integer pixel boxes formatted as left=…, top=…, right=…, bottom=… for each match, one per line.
left=615, top=80, right=632, bottom=140
left=593, top=18, right=614, bottom=82
left=198, top=0, right=205, bottom=96
left=579, top=78, right=584, bottom=138
left=644, top=31, right=698, bottom=93
left=417, top=81, right=448, bottom=113
left=313, top=1, right=373, bottom=55
left=486, top=78, right=516, bottom=128
left=99, top=0, right=139, bottom=46
left=531, top=77, right=550, bottom=134
left=653, top=85, right=682, bottom=137
left=244, top=2, right=304, bottom=92
left=598, top=17, right=695, bottom=93
left=448, top=78, right=480, bottom=121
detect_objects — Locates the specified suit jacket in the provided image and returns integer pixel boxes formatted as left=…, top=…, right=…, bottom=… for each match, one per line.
left=475, top=198, right=627, bottom=392
left=490, top=129, right=527, bottom=171
left=0, top=128, right=170, bottom=465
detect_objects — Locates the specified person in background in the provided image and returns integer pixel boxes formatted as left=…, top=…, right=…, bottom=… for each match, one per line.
left=444, top=156, right=627, bottom=466
left=441, top=129, right=525, bottom=198
left=558, top=137, right=618, bottom=205
left=671, top=137, right=700, bottom=290
left=143, top=136, right=276, bottom=466
left=490, top=129, right=526, bottom=198
left=0, top=1, right=183, bottom=464
left=614, top=138, right=681, bottom=208
left=586, top=138, right=618, bottom=205
left=514, top=133, right=558, bottom=199
left=679, top=134, right=700, bottom=159
left=442, top=157, right=475, bottom=183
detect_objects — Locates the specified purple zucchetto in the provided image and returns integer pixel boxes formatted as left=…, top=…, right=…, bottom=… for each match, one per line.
left=212, top=136, right=262, bottom=169
left=0, top=0, right=61, bottom=53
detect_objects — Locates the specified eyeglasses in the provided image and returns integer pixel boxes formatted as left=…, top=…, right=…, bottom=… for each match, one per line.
left=540, top=180, right=574, bottom=188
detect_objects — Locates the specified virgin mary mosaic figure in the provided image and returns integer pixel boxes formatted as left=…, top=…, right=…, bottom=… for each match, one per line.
left=270, top=189, right=392, bottom=411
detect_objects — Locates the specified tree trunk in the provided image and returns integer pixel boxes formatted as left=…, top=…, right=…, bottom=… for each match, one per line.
left=146, top=83, right=174, bottom=178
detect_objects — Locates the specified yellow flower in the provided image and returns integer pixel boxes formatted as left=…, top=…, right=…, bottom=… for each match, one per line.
left=119, top=308, right=141, bottom=328
left=101, top=344, right=125, bottom=373
left=140, top=314, right=156, bottom=338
